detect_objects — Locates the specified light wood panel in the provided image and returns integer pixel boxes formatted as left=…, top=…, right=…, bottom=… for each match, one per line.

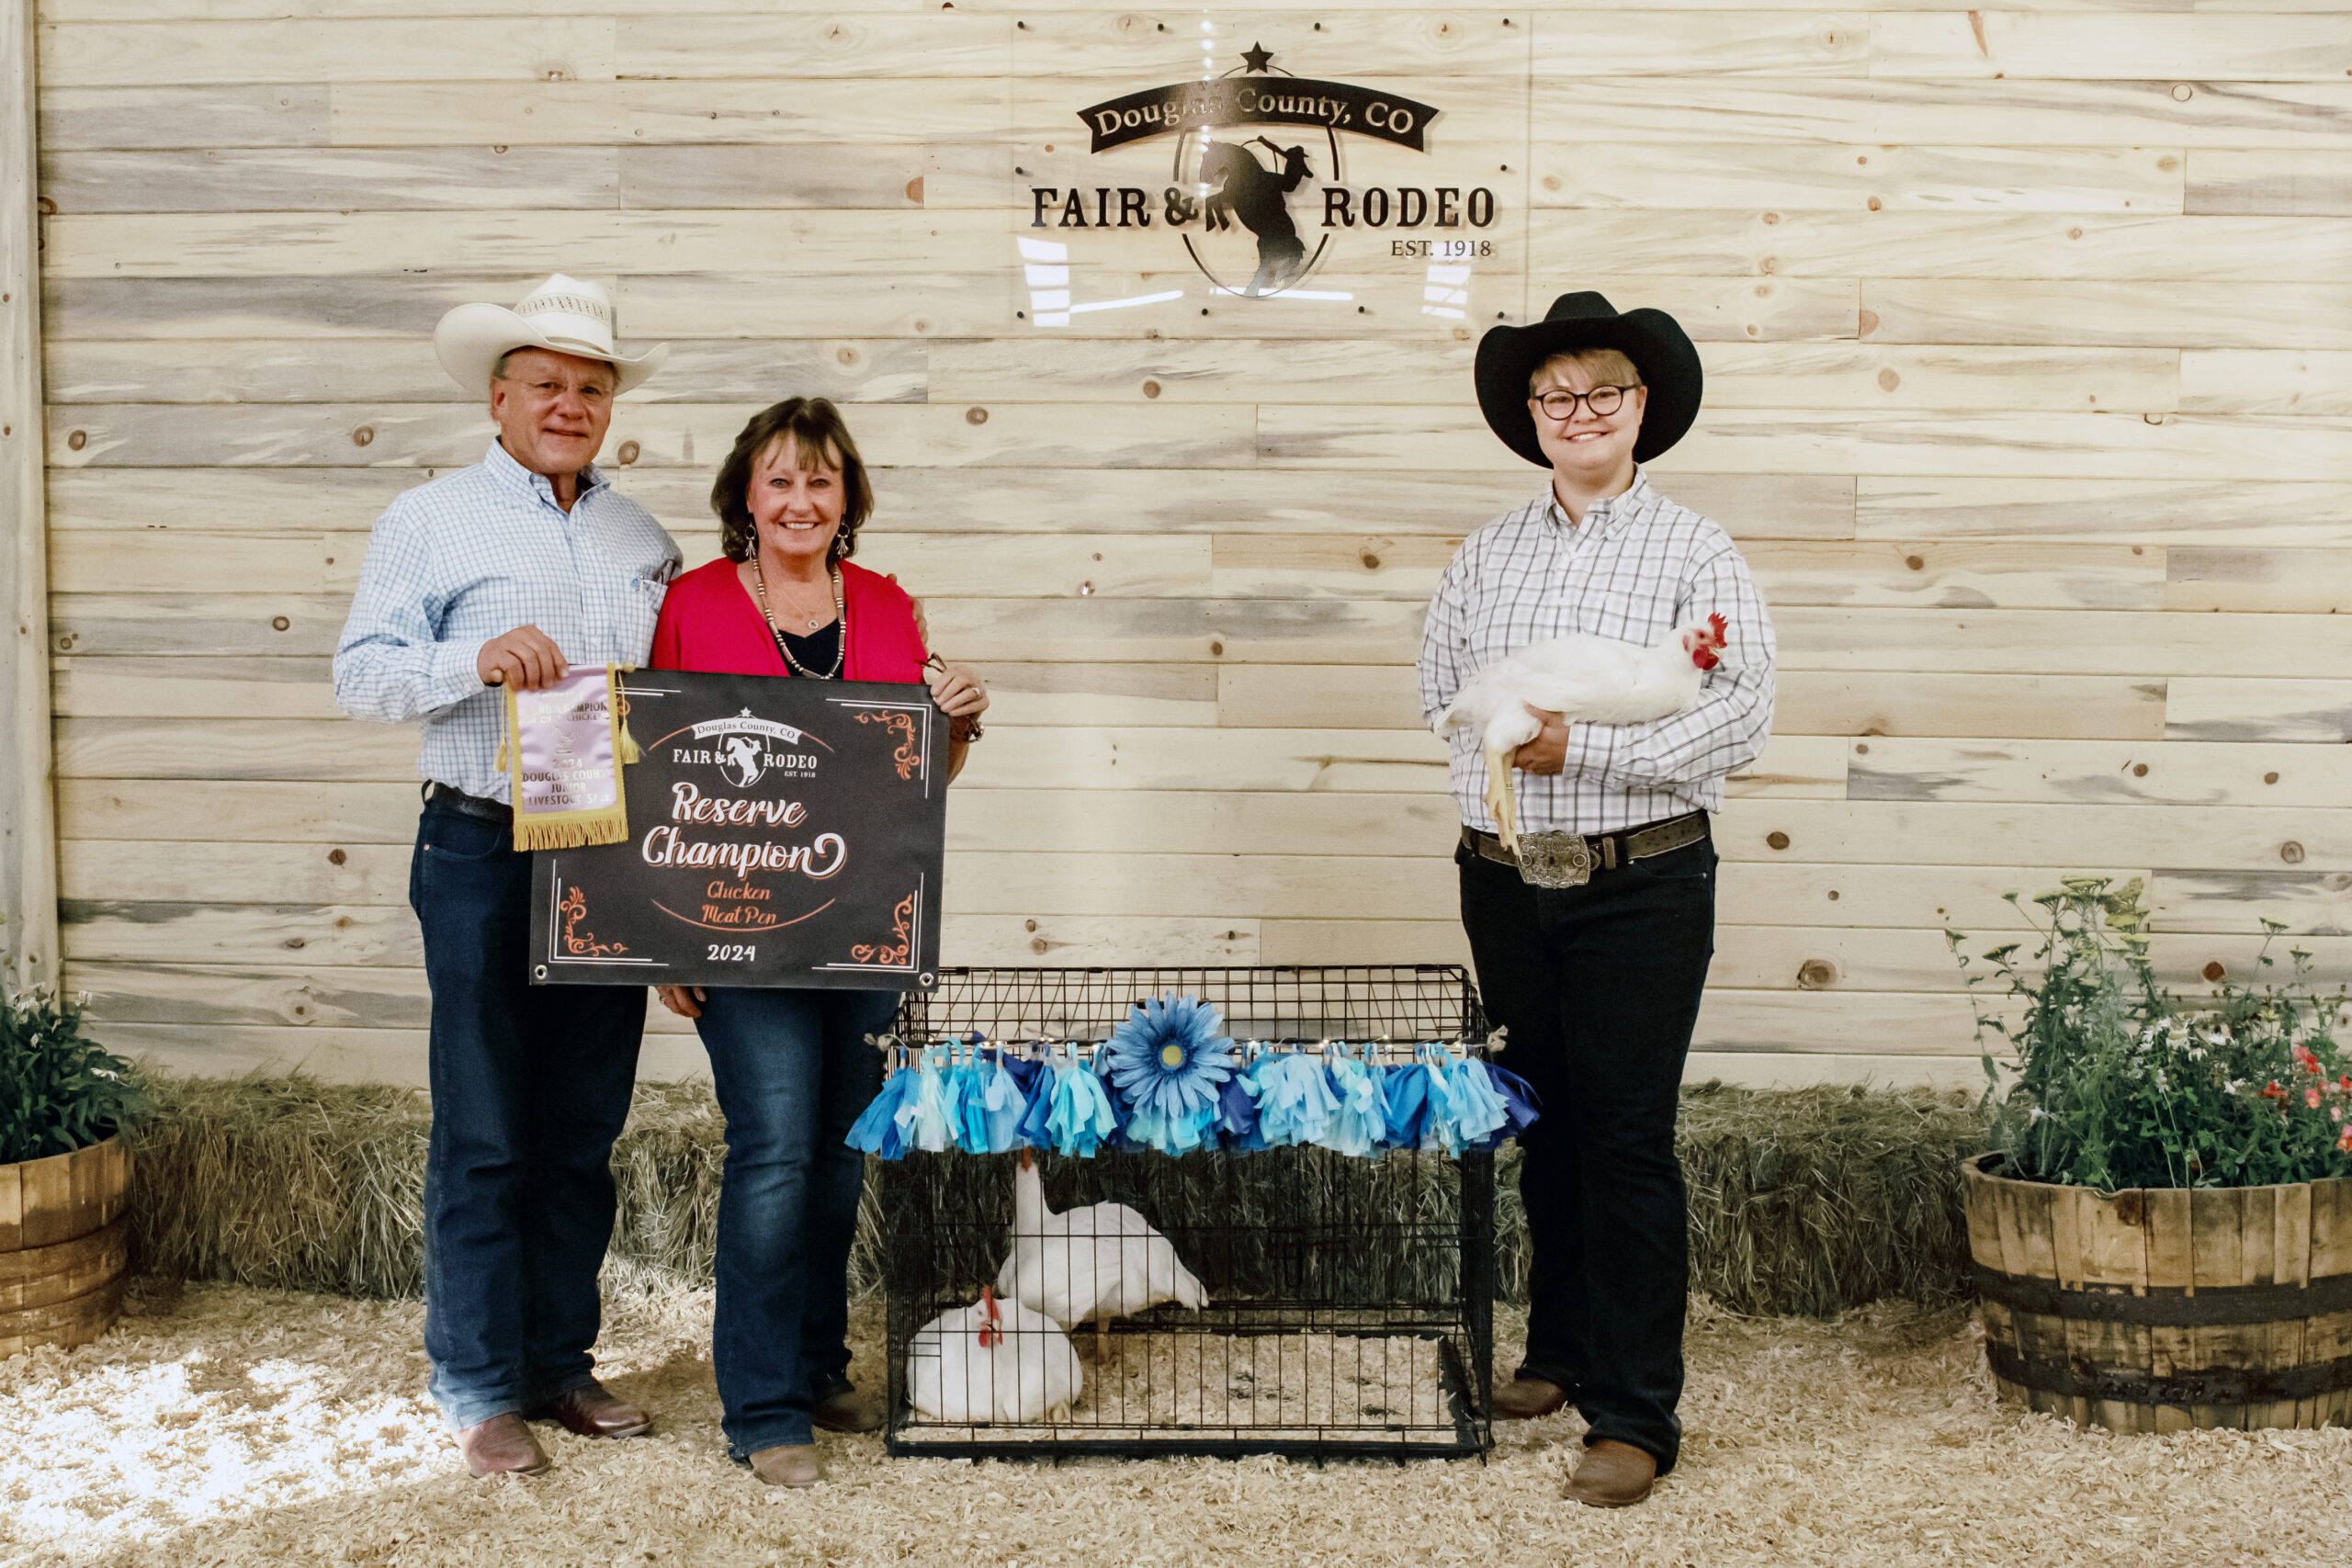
left=1863, top=280, right=2352, bottom=348
left=37, top=19, right=622, bottom=86
left=1869, top=14, right=2352, bottom=81
left=1532, top=142, right=2184, bottom=213
left=5, top=0, right=55, bottom=982
left=34, top=0, right=2350, bottom=1089
left=1537, top=76, right=2352, bottom=151
left=2165, top=680, right=2352, bottom=743
left=1854, top=478, right=2352, bottom=544
left=1524, top=210, right=2352, bottom=282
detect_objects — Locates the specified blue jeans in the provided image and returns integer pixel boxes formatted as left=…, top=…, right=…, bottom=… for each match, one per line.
left=410, top=802, right=646, bottom=1432
left=694, top=985, right=895, bottom=1457
left=1458, top=831, right=1717, bottom=1475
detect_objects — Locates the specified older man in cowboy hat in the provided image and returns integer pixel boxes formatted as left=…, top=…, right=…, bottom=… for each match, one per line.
left=1419, top=292, right=1777, bottom=1507
left=334, top=275, right=679, bottom=1477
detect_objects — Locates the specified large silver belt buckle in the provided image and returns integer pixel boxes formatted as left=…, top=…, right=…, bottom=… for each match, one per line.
left=1515, top=830, right=1597, bottom=888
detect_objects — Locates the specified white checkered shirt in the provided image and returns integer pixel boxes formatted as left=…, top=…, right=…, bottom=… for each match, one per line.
left=333, top=441, right=682, bottom=803
left=1418, top=471, right=1778, bottom=836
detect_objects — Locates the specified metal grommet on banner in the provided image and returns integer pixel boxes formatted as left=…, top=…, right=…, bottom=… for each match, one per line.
left=532, top=964, right=548, bottom=981
left=919, top=971, right=936, bottom=988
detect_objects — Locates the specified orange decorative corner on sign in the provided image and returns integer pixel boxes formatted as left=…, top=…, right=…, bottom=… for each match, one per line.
left=857, top=710, right=922, bottom=781
left=560, top=885, right=627, bottom=957
left=849, top=894, right=915, bottom=966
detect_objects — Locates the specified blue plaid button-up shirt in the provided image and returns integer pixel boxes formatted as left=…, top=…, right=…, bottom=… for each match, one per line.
left=334, top=441, right=682, bottom=803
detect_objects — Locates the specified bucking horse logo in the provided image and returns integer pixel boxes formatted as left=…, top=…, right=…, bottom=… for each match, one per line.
left=718, top=733, right=765, bottom=788
left=1197, top=137, right=1316, bottom=297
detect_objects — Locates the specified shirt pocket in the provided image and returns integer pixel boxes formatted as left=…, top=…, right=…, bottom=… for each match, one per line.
left=617, top=572, right=668, bottom=663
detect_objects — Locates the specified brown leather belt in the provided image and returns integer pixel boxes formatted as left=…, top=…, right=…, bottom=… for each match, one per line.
left=1461, top=810, right=1709, bottom=887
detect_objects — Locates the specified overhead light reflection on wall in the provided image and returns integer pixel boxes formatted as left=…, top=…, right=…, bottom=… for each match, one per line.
left=1422, top=261, right=1470, bottom=320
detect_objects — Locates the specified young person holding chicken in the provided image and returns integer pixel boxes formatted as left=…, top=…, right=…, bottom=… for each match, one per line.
left=1418, top=292, right=1777, bottom=1507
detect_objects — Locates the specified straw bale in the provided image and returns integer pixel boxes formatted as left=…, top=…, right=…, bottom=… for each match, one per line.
left=119, top=1073, right=1983, bottom=1319
left=3, top=1280, right=2346, bottom=1568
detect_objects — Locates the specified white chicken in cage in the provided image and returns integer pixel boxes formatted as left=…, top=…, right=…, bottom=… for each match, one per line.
left=995, top=1148, right=1209, bottom=1361
left=906, top=1284, right=1084, bottom=1425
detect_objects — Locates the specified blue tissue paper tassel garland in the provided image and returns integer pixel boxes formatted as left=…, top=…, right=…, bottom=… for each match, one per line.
left=1250, top=1051, right=1340, bottom=1148
left=845, top=1066, right=918, bottom=1159
left=1468, top=1062, right=1543, bottom=1153
left=1323, top=1051, right=1385, bottom=1158
left=1049, top=1055, right=1119, bottom=1157
left=841, top=1005, right=1542, bottom=1160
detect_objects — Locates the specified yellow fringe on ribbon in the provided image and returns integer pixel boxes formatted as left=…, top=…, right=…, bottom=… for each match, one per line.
left=511, top=812, right=630, bottom=852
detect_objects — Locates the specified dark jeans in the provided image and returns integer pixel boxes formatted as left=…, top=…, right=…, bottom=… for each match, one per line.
left=694, top=985, right=896, bottom=1457
left=1458, top=829, right=1716, bottom=1474
left=410, top=802, right=646, bottom=1432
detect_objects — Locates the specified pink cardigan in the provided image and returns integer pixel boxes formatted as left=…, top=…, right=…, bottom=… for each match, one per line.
left=649, top=556, right=930, bottom=682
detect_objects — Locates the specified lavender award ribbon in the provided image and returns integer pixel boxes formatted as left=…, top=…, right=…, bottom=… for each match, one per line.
left=502, top=664, right=637, bottom=851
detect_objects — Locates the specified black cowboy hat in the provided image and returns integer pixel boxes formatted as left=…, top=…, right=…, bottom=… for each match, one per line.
left=1475, top=291, right=1702, bottom=467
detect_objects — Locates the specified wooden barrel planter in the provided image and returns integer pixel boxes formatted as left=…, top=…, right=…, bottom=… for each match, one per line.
left=1962, top=1151, right=2352, bottom=1432
left=0, top=1134, right=132, bottom=1357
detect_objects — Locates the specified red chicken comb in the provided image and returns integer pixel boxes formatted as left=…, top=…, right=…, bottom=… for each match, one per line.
left=978, top=1286, right=1002, bottom=1348
left=1706, top=612, right=1728, bottom=646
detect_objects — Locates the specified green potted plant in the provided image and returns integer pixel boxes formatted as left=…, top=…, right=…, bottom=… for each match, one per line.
left=1, top=965, right=141, bottom=1355
left=1951, top=876, right=2352, bottom=1433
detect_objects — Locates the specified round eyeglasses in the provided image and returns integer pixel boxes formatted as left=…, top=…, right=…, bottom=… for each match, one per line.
left=1530, top=385, right=1636, bottom=420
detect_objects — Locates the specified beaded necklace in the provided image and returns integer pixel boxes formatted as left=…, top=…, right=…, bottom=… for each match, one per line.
left=750, top=552, right=846, bottom=680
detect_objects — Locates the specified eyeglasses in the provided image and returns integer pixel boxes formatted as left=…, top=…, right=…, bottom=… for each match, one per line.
left=1529, top=385, right=1637, bottom=420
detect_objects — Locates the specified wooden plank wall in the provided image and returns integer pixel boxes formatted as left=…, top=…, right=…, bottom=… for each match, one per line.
left=32, top=2, right=2352, bottom=1089
left=4, top=0, right=58, bottom=988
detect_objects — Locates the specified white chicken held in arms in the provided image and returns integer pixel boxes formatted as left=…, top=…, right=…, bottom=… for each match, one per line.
left=1437, top=613, right=1729, bottom=856
left=996, top=1149, right=1208, bottom=1362
left=906, top=1284, right=1084, bottom=1424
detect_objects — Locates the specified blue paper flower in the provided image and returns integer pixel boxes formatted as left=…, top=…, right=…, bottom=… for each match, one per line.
left=1101, top=994, right=1238, bottom=1149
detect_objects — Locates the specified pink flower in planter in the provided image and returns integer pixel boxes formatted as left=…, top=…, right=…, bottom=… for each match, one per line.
left=2308, top=1086, right=2324, bottom=1110
left=2338, top=1124, right=2352, bottom=1153
left=2264, top=1081, right=2287, bottom=1100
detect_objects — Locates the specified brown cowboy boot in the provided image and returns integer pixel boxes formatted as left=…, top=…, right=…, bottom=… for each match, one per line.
left=813, top=1382, right=887, bottom=1435
left=749, top=1443, right=825, bottom=1488
left=1564, top=1438, right=1657, bottom=1507
left=457, top=1413, right=550, bottom=1477
left=528, top=1380, right=652, bottom=1439
left=1491, top=1376, right=1569, bottom=1419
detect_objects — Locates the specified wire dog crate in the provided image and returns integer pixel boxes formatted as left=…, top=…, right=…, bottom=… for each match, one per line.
left=880, top=965, right=1498, bottom=1461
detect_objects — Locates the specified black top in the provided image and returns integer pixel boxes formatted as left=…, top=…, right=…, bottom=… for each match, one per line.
left=775, top=619, right=842, bottom=676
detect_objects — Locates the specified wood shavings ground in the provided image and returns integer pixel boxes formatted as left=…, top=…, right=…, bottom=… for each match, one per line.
left=3, top=1280, right=2347, bottom=1568
left=908, top=1325, right=1460, bottom=1446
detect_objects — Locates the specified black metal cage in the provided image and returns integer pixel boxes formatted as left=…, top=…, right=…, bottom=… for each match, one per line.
left=880, top=965, right=1496, bottom=1461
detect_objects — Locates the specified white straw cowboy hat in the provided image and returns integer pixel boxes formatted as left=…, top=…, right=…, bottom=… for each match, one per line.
left=433, top=274, right=669, bottom=395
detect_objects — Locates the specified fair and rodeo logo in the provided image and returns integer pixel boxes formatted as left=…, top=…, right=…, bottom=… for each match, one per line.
left=663, top=710, right=820, bottom=789
left=1029, top=45, right=1498, bottom=301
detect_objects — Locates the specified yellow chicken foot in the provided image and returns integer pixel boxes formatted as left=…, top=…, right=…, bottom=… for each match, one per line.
left=1483, top=738, right=1521, bottom=857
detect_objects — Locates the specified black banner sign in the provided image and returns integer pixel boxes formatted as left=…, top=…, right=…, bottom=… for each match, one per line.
left=1077, top=77, right=1441, bottom=153
left=528, top=670, right=944, bottom=992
